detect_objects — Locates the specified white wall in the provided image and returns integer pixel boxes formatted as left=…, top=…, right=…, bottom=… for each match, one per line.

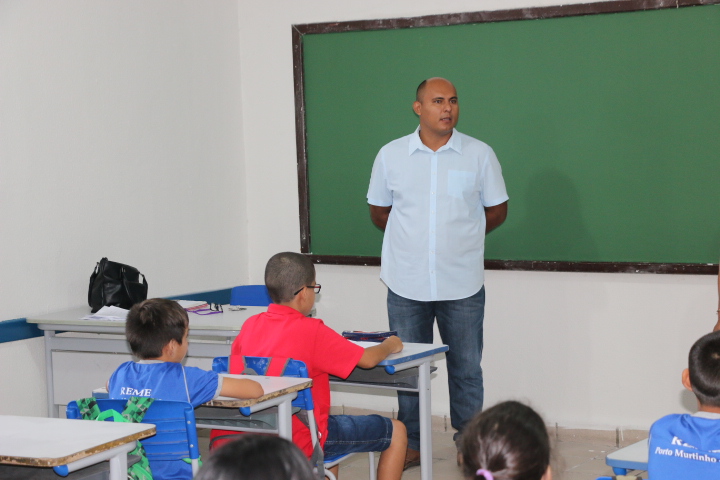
left=236, top=0, right=719, bottom=432
left=0, top=0, right=248, bottom=415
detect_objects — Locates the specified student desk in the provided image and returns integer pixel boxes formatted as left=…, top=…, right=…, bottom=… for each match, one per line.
left=201, top=374, right=312, bottom=440
left=605, top=438, right=648, bottom=475
left=28, top=306, right=448, bottom=480
left=0, top=414, right=155, bottom=480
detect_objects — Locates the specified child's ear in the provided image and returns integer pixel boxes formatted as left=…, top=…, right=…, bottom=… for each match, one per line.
left=682, top=368, right=693, bottom=392
left=162, top=339, right=178, bottom=357
left=302, top=285, right=313, bottom=301
left=541, top=465, right=552, bottom=480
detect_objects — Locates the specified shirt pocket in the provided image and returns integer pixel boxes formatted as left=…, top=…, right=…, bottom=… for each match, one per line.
left=447, top=170, right=476, bottom=199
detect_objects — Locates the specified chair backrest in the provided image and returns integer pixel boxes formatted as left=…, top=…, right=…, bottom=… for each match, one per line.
left=229, top=285, right=272, bottom=306
left=214, top=355, right=325, bottom=478
left=213, top=355, right=313, bottom=410
left=67, top=399, right=200, bottom=465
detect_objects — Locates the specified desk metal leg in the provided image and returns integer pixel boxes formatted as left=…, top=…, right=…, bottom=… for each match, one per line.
left=277, top=397, right=293, bottom=440
left=108, top=443, right=130, bottom=480
left=43, top=330, right=57, bottom=418
left=419, top=360, right=432, bottom=480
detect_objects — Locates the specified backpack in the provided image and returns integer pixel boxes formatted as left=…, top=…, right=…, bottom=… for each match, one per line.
left=76, top=396, right=154, bottom=480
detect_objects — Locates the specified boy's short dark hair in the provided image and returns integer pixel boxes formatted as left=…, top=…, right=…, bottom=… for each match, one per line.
left=126, top=298, right=188, bottom=359
left=194, top=435, right=315, bottom=480
left=688, top=331, right=720, bottom=408
left=264, top=252, right=315, bottom=304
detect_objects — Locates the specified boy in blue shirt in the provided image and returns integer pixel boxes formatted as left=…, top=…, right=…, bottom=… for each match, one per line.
left=648, top=330, right=720, bottom=479
left=108, top=298, right=263, bottom=480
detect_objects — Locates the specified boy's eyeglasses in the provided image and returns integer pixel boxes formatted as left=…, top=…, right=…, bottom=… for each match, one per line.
left=293, top=284, right=322, bottom=296
left=192, top=303, right=223, bottom=315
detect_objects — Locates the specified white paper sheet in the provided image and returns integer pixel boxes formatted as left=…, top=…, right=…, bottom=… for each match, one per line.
left=81, top=305, right=129, bottom=321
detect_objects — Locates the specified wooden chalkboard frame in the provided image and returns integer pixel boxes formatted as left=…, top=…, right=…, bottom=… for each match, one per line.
left=292, top=0, right=720, bottom=275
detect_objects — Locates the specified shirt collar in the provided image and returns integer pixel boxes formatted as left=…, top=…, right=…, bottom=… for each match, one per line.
left=693, top=411, right=720, bottom=419
left=267, top=303, right=306, bottom=317
left=409, top=126, right=462, bottom=155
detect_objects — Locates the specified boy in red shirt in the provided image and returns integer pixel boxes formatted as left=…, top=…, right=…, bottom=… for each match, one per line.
left=228, top=252, right=407, bottom=480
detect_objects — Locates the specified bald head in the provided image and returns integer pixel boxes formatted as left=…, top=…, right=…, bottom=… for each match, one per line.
left=413, top=77, right=459, bottom=148
left=416, top=77, right=456, bottom=102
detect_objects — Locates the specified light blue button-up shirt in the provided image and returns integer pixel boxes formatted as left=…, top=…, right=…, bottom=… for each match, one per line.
left=367, top=127, right=508, bottom=301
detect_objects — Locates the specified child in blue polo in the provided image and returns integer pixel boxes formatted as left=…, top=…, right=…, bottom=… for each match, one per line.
left=109, top=298, right=264, bottom=480
left=648, top=330, right=720, bottom=479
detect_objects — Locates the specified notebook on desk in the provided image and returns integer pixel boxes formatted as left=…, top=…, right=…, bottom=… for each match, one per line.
left=342, top=330, right=397, bottom=342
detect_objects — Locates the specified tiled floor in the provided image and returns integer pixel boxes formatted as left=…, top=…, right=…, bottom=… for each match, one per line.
left=199, top=426, right=648, bottom=479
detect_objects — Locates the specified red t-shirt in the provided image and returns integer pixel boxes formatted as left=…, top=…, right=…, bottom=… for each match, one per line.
left=230, top=304, right=364, bottom=457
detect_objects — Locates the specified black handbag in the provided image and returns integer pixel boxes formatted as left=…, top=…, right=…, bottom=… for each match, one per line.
left=88, top=257, right=148, bottom=313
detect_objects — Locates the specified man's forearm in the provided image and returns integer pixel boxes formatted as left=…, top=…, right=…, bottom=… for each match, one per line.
left=485, top=201, right=508, bottom=234
left=369, top=205, right=392, bottom=231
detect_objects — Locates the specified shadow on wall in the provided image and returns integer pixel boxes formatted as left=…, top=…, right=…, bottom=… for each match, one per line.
left=679, top=387, right=697, bottom=413
left=493, top=168, right=599, bottom=262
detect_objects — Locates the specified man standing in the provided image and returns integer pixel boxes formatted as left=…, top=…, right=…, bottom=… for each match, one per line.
left=367, top=77, right=509, bottom=468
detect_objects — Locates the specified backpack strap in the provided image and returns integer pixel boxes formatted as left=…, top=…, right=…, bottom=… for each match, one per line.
left=77, top=397, right=101, bottom=420
left=122, top=396, right=155, bottom=423
left=121, top=397, right=155, bottom=480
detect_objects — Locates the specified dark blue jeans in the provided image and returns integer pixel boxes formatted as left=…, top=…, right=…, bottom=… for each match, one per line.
left=324, top=414, right=393, bottom=457
left=387, top=286, right=485, bottom=451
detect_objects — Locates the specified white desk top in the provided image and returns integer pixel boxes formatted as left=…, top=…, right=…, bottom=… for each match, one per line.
left=26, top=305, right=266, bottom=333
left=353, top=341, right=449, bottom=365
left=0, top=415, right=155, bottom=467
left=606, top=438, right=648, bottom=464
left=205, top=374, right=312, bottom=407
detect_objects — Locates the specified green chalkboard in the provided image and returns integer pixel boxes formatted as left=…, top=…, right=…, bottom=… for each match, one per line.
left=294, top=1, right=720, bottom=273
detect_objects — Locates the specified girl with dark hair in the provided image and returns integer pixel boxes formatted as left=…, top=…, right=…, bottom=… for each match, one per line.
left=460, top=401, right=552, bottom=480
left=194, top=435, right=316, bottom=480
left=714, top=259, right=719, bottom=331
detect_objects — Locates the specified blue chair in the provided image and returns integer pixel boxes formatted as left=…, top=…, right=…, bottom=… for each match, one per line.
left=213, top=356, right=376, bottom=480
left=230, top=285, right=272, bottom=306
left=66, top=399, right=201, bottom=478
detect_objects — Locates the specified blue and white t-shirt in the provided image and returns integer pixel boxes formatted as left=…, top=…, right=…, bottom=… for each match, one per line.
left=109, top=361, right=222, bottom=480
left=648, top=411, right=720, bottom=480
